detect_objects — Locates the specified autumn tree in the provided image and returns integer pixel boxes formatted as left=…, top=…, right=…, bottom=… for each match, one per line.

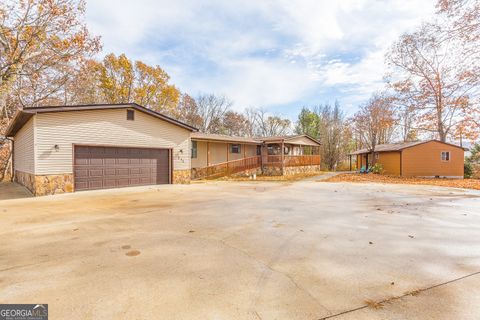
left=0, top=0, right=100, bottom=117
left=386, top=0, right=480, bottom=142
left=0, top=0, right=100, bottom=180
left=173, top=94, right=203, bottom=128
left=220, top=111, right=252, bottom=136
left=75, top=53, right=181, bottom=114
left=352, top=93, right=396, bottom=163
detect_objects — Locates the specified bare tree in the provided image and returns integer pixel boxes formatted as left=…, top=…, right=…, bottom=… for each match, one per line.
left=195, top=94, right=232, bottom=133
left=248, top=108, right=291, bottom=137
left=352, top=93, right=396, bottom=163
left=316, top=102, right=351, bottom=170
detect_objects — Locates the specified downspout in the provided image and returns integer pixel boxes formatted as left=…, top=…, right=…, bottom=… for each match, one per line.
left=4, top=137, right=14, bottom=182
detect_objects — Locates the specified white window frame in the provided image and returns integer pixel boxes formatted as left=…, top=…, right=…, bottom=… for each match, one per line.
left=191, top=141, right=197, bottom=159
left=441, top=151, right=450, bottom=162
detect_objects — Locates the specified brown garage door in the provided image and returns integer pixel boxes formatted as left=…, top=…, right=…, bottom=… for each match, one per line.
left=74, top=146, right=170, bottom=191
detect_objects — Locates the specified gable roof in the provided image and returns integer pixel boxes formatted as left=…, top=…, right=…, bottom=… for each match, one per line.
left=5, top=103, right=198, bottom=137
left=350, top=140, right=467, bottom=155
left=260, top=134, right=322, bottom=146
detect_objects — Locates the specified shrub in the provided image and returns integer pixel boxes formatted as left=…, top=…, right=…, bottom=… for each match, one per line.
left=464, top=161, right=474, bottom=178
left=371, top=163, right=383, bottom=174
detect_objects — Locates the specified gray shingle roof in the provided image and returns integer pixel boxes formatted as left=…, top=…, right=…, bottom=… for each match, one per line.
left=350, top=140, right=465, bottom=155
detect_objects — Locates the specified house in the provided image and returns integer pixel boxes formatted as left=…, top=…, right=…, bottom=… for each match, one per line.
left=350, top=140, right=466, bottom=178
left=5, top=103, right=322, bottom=196
left=191, top=133, right=322, bottom=179
left=5, top=103, right=197, bottom=196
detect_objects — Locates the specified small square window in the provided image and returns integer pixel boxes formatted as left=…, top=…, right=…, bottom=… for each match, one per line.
left=191, top=141, right=197, bottom=159
left=230, top=144, right=241, bottom=154
left=127, top=109, right=135, bottom=120
left=441, top=151, right=450, bottom=161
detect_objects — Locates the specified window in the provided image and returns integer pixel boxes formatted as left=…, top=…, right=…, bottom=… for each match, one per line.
left=375, top=153, right=379, bottom=160
left=441, top=151, right=450, bottom=161
left=230, top=144, right=241, bottom=154
left=127, top=109, right=135, bottom=120
left=283, top=146, right=290, bottom=155
left=191, top=141, right=197, bottom=159
left=256, top=145, right=261, bottom=155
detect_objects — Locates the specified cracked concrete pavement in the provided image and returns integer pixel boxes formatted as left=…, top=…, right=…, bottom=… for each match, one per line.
left=0, top=180, right=480, bottom=319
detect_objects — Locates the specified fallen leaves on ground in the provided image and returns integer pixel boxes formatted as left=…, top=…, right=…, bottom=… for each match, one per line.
left=322, top=174, right=480, bottom=190
left=218, top=172, right=324, bottom=182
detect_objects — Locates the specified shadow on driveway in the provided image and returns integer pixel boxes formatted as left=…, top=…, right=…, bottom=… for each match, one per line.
left=0, top=182, right=33, bottom=200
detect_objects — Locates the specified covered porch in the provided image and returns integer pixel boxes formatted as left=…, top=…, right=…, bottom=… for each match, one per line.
left=261, top=135, right=322, bottom=175
left=190, top=133, right=322, bottom=179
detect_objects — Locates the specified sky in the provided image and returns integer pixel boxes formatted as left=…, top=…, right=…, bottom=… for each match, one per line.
left=85, top=0, right=437, bottom=120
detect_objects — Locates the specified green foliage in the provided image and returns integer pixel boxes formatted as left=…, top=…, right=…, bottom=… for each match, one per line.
left=467, top=143, right=480, bottom=164
left=464, top=162, right=474, bottom=178
left=371, top=163, right=384, bottom=174
left=465, top=143, right=480, bottom=179
left=294, top=108, right=320, bottom=138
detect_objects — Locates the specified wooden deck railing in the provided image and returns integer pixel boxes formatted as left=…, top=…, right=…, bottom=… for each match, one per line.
left=263, top=155, right=321, bottom=167
left=284, top=155, right=321, bottom=167
left=192, top=155, right=321, bottom=180
left=192, top=156, right=261, bottom=180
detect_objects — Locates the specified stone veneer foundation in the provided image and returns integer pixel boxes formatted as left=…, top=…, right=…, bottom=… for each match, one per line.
left=15, top=171, right=74, bottom=196
left=261, top=165, right=321, bottom=176
left=283, top=165, right=322, bottom=176
left=173, top=169, right=191, bottom=184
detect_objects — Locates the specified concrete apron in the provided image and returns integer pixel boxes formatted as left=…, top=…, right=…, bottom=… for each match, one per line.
left=0, top=181, right=479, bottom=319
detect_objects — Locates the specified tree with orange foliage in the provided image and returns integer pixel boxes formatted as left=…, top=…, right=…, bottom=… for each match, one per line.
left=0, top=0, right=100, bottom=180
left=0, top=0, right=100, bottom=117
left=72, top=53, right=181, bottom=114
left=386, top=0, right=480, bottom=142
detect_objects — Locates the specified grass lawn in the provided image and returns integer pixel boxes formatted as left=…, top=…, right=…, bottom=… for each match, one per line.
left=322, top=173, right=480, bottom=190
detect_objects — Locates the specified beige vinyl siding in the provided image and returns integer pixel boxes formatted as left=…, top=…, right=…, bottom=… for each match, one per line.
left=191, top=141, right=258, bottom=168
left=191, top=141, right=208, bottom=168
left=34, top=109, right=191, bottom=175
left=14, top=117, right=35, bottom=174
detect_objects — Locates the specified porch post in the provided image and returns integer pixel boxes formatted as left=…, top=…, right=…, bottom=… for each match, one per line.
left=281, top=141, right=285, bottom=175
left=226, top=144, right=229, bottom=175
left=349, top=154, right=352, bottom=171
left=207, top=142, right=210, bottom=166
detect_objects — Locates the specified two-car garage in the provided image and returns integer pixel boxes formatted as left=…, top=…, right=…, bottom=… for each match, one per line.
left=6, top=103, right=197, bottom=196
left=73, top=146, right=171, bottom=191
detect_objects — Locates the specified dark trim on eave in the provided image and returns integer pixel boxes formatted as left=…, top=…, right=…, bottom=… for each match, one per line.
left=6, top=103, right=198, bottom=137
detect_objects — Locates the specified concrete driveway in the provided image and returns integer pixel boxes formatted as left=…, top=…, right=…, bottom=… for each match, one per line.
left=1, top=180, right=479, bottom=319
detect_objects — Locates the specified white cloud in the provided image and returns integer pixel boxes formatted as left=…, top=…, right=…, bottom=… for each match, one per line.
left=86, top=0, right=437, bottom=114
